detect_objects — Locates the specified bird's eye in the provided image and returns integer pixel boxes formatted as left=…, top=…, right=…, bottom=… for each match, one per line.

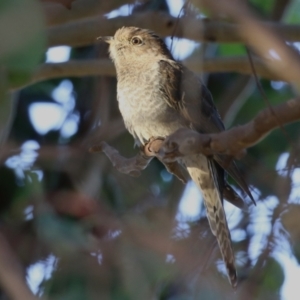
left=131, top=36, right=143, bottom=45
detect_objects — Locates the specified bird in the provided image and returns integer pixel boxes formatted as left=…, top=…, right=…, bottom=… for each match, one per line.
left=100, top=27, right=254, bottom=287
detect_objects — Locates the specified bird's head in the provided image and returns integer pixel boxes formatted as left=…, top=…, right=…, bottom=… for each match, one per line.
left=100, top=27, right=173, bottom=66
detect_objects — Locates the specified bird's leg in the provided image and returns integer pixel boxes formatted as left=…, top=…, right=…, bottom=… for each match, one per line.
left=143, top=136, right=165, bottom=155
left=144, top=136, right=188, bottom=184
left=89, top=141, right=153, bottom=177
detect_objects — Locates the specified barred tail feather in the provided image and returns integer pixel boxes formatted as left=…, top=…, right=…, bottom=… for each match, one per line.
left=207, top=193, right=237, bottom=288
left=184, top=155, right=237, bottom=288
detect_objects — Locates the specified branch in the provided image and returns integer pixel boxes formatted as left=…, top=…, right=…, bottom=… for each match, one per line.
left=11, top=57, right=283, bottom=91
left=10, top=59, right=114, bottom=90
left=190, top=57, right=280, bottom=80
left=153, top=98, right=300, bottom=160
left=88, top=98, right=300, bottom=186
left=89, top=140, right=188, bottom=183
left=89, top=141, right=153, bottom=177
left=41, top=0, right=75, bottom=10
left=42, top=0, right=138, bottom=26
left=46, top=12, right=300, bottom=48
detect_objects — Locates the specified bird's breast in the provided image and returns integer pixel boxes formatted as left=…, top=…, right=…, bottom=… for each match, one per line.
left=116, top=66, right=183, bottom=144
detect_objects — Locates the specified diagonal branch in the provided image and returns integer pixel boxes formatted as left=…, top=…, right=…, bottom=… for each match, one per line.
left=91, top=98, right=300, bottom=176
left=198, top=0, right=300, bottom=83
left=155, top=98, right=300, bottom=161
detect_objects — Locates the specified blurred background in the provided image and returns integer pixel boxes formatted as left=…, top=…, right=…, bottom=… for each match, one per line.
left=1, top=0, right=300, bottom=299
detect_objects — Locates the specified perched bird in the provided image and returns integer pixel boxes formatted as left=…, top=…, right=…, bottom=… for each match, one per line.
left=101, top=27, right=254, bottom=287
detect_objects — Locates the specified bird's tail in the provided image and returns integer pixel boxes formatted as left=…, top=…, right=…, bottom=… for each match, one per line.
left=183, top=154, right=237, bottom=288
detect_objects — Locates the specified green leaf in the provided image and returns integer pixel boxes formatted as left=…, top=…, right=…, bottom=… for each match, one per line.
left=0, top=0, right=46, bottom=85
left=218, top=44, right=246, bottom=57
left=284, top=0, right=300, bottom=24
left=249, top=0, right=275, bottom=16
left=259, top=258, right=284, bottom=293
left=0, top=70, right=13, bottom=146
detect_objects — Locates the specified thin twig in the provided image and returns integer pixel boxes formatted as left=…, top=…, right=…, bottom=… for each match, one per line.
left=246, top=47, right=293, bottom=145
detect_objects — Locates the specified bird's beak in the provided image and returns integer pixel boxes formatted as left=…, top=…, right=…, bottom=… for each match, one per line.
left=97, top=36, right=113, bottom=44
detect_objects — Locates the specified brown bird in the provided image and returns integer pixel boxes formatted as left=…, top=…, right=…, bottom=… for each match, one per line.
left=101, top=27, right=254, bottom=287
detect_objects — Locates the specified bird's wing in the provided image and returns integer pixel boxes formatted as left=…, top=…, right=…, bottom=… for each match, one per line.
left=158, top=59, right=255, bottom=205
left=157, top=59, right=183, bottom=111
